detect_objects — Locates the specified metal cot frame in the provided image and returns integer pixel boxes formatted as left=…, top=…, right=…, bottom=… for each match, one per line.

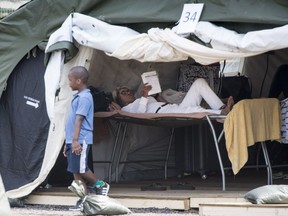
left=94, top=114, right=273, bottom=191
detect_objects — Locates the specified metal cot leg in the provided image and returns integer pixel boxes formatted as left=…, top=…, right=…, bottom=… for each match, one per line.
left=164, top=128, right=175, bottom=179
left=115, top=122, right=128, bottom=183
left=206, top=116, right=226, bottom=191
left=261, top=141, right=273, bottom=185
left=108, top=122, right=123, bottom=183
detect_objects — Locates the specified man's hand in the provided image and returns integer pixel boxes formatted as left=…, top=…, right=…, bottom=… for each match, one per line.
left=142, top=83, right=152, bottom=97
left=63, top=145, right=67, bottom=157
left=72, top=140, right=82, bottom=155
left=108, top=101, right=121, bottom=111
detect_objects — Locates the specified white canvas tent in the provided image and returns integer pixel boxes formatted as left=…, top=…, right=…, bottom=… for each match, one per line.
left=45, top=13, right=288, bottom=121
left=0, top=174, right=11, bottom=216
left=45, top=12, right=288, bottom=185
left=1, top=0, right=288, bottom=199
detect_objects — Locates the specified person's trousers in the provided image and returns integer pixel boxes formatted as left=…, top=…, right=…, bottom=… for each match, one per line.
left=180, top=78, right=224, bottom=110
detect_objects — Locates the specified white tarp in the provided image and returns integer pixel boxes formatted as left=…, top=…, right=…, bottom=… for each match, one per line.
left=0, top=174, right=11, bottom=216
left=6, top=46, right=93, bottom=199
left=194, top=21, right=288, bottom=53
left=47, top=13, right=288, bottom=65
left=45, top=12, right=288, bottom=120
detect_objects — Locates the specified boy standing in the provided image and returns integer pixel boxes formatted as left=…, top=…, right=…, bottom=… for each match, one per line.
left=63, top=66, right=109, bottom=201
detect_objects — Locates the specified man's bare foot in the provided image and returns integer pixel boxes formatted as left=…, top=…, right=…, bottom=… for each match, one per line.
left=220, top=96, right=234, bottom=115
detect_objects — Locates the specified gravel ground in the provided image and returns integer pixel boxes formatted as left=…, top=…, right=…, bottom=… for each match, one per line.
left=11, top=204, right=199, bottom=216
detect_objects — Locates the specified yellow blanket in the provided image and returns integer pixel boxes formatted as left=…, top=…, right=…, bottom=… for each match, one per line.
left=224, top=98, right=281, bottom=175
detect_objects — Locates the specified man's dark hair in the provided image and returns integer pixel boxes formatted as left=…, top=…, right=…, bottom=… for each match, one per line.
left=69, top=66, right=89, bottom=83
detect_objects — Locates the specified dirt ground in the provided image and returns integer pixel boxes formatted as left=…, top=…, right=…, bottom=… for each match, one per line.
left=11, top=205, right=199, bottom=216
left=11, top=208, right=81, bottom=216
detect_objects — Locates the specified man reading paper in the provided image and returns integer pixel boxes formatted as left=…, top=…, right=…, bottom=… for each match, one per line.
left=112, top=78, right=234, bottom=115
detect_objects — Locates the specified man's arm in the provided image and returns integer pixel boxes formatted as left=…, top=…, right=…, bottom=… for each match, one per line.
left=72, top=114, right=84, bottom=155
left=154, top=94, right=167, bottom=102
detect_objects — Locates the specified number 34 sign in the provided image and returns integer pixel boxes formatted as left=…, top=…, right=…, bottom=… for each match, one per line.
left=177, top=3, right=204, bottom=34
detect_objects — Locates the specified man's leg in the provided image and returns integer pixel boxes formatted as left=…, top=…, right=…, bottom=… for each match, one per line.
left=73, top=173, right=89, bottom=194
left=220, top=96, right=234, bottom=115
left=81, top=170, right=98, bottom=183
left=180, top=78, right=224, bottom=110
left=80, top=143, right=98, bottom=194
left=75, top=170, right=97, bottom=194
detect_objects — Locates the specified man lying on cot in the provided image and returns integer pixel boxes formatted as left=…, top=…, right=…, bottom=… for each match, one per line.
left=111, top=78, right=234, bottom=115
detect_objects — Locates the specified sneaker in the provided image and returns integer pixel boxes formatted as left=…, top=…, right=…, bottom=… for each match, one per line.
left=88, top=180, right=110, bottom=196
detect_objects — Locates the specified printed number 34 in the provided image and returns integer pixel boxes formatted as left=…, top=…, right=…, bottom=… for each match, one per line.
left=183, top=11, right=197, bottom=22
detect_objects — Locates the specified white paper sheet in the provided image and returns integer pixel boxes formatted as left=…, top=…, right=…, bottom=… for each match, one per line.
left=141, top=71, right=162, bottom=95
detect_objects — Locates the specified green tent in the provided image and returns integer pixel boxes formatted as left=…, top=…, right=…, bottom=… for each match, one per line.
left=0, top=0, right=288, bottom=198
left=1, top=0, right=288, bottom=97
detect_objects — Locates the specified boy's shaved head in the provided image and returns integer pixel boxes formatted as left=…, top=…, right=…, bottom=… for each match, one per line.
left=69, top=66, right=89, bottom=83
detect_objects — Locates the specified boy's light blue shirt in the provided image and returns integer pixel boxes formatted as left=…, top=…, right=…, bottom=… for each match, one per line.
left=65, top=89, right=94, bottom=144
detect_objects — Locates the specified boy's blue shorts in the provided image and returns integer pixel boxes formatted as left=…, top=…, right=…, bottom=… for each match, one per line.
left=65, top=142, right=91, bottom=174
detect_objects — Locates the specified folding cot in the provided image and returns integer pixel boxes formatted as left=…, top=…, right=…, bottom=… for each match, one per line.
left=94, top=98, right=280, bottom=191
